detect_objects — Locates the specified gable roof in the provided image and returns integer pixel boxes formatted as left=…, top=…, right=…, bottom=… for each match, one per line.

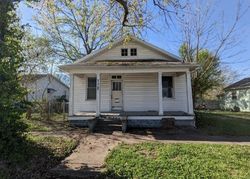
left=75, top=35, right=182, bottom=64
left=22, top=74, right=69, bottom=89
left=225, top=78, right=250, bottom=90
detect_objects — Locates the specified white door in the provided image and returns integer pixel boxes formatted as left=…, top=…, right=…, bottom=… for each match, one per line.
left=111, top=80, right=123, bottom=111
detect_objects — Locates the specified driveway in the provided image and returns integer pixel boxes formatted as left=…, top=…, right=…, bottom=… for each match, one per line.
left=51, top=128, right=250, bottom=178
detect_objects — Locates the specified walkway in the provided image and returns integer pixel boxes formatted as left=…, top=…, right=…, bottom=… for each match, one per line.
left=51, top=128, right=250, bottom=178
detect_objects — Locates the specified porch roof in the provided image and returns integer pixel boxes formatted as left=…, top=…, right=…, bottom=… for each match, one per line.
left=59, top=60, right=198, bottom=73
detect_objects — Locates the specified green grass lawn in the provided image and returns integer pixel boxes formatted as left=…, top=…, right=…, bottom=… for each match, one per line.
left=196, top=110, right=250, bottom=136
left=21, top=113, right=71, bottom=132
left=105, top=143, right=250, bottom=179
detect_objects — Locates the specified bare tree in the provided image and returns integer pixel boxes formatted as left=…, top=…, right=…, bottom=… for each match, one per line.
left=177, top=0, right=248, bottom=103
left=30, top=0, right=123, bottom=62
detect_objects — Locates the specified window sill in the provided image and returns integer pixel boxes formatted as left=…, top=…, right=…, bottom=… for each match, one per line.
left=85, top=99, right=96, bottom=101
left=163, top=97, right=175, bottom=100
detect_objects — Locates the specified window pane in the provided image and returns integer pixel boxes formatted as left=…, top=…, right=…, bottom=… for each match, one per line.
left=87, top=77, right=96, bottom=99
left=121, top=48, right=128, bottom=56
left=112, top=82, right=122, bottom=91
left=168, top=88, right=173, bottom=97
left=87, top=87, right=96, bottom=99
left=131, top=48, right=137, bottom=56
left=88, top=77, right=96, bottom=87
left=162, top=76, right=173, bottom=88
left=162, top=76, right=173, bottom=98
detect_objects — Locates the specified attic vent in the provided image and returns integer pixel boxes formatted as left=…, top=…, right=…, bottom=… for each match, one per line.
left=121, top=48, right=128, bottom=56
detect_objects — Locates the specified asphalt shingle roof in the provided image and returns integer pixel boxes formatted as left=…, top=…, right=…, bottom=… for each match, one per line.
left=225, top=78, right=250, bottom=90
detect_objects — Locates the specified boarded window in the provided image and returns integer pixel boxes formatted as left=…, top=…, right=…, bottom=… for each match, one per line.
left=121, top=48, right=128, bottom=56
left=130, top=48, right=137, bottom=56
left=162, top=76, right=173, bottom=98
left=87, top=77, right=96, bottom=100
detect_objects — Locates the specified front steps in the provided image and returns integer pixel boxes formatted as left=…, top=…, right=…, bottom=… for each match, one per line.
left=94, top=118, right=122, bottom=133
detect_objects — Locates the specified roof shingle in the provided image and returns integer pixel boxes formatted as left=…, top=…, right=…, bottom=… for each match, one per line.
left=225, top=78, right=250, bottom=90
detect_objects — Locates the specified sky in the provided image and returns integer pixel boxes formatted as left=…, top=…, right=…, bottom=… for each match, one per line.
left=18, top=0, right=250, bottom=82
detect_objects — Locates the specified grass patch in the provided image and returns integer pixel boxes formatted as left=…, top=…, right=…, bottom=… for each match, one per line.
left=196, top=110, right=250, bottom=136
left=105, top=143, right=250, bottom=179
left=0, top=134, right=78, bottom=179
left=21, top=113, right=70, bottom=132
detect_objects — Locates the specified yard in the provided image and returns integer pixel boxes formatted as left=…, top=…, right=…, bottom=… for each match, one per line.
left=105, top=143, right=250, bottom=179
left=0, top=113, right=78, bottom=179
left=1, top=111, right=250, bottom=178
left=196, top=111, right=250, bottom=136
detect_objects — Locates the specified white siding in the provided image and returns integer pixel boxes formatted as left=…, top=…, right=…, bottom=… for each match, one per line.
left=72, top=73, right=188, bottom=113
left=162, top=74, right=188, bottom=112
left=123, top=73, right=159, bottom=111
left=221, top=89, right=250, bottom=112
left=91, top=41, right=172, bottom=61
left=74, top=75, right=96, bottom=112
left=26, top=76, right=69, bottom=101
left=73, top=74, right=110, bottom=113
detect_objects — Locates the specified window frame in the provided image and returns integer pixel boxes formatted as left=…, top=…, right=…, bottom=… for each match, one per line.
left=162, top=76, right=175, bottom=99
left=121, top=48, right=128, bottom=56
left=86, top=77, right=97, bottom=100
left=130, top=48, right=137, bottom=56
left=231, top=91, right=237, bottom=100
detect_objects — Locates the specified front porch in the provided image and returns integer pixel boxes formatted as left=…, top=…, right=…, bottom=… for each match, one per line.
left=67, top=70, right=195, bottom=132
left=69, top=111, right=195, bottom=132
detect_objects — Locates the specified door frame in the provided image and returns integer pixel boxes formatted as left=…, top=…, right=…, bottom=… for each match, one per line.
left=110, top=75, right=124, bottom=111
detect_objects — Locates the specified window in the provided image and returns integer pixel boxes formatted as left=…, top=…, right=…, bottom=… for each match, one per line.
left=112, top=75, right=122, bottom=79
left=130, top=48, right=137, bottom=56
left=112, top=81, right=122, bottom=91
left=87, top=77, right=96, bottom=100
left=162, top=76, right=173, bottom=98
left=121, top=48, right=128, bottom=56
left=232, top=91, right=237, bottom=100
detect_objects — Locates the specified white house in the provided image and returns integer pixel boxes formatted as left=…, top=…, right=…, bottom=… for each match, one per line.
left=60, top=36, right=198, bottom=131
left=22, top=74, right=69, bottom=102
left=220, top=78, right=250, bottom=112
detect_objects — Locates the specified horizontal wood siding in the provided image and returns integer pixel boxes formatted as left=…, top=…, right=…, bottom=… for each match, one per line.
left=74, top=75, right=96, bottom=112
left=73, top=74, right=110, bottom=113
left=163, top=74, right=188, bottom=112
left=73, top=73, right=188, bottom=113
left=123, top=73, right=159, bottom=111
left=100, top=74, right=110, bottom=111
left=93, top=41, right=171, bottom=61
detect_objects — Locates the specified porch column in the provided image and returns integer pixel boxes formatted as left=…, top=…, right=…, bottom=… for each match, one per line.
left=158, top=72, right=163, bottom=115
left=69, top=74, right=74, bottom=116
left=186, top=71, right=194, bottom=114
left=96, top=73, right=101, bottom=117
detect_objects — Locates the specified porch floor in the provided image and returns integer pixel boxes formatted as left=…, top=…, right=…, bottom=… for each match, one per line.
left=73, top=111, right=193, bottom=117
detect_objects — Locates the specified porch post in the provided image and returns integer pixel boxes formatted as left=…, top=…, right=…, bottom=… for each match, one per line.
left=158, top=72, right=163, bottom=115
left=96, top=72, right=101, bottom=117
left=69, top=74, right=74, bottom=116
left=186, top=71, right=194, bottom=114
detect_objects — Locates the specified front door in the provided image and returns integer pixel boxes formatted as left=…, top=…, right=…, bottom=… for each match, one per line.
left=111, top=79, right=123, bottom=111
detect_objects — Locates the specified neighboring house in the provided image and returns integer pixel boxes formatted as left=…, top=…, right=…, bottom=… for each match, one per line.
left=220, top=78, right=250, bottom=112
left=22, top=74, right=69, bottom=102
left=60, top=35, right=198, bottom=130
